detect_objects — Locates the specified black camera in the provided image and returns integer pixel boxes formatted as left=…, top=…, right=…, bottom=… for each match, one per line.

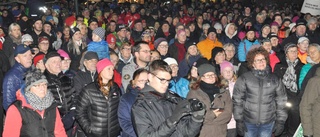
left=188, top=99, right=204, bottom=112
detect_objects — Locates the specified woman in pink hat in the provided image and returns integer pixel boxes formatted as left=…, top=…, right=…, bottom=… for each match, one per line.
left=75, top=58, right=121, bottom=137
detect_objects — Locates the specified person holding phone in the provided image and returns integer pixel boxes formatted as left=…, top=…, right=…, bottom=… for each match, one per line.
left=187, top=63, right=233, bottom=137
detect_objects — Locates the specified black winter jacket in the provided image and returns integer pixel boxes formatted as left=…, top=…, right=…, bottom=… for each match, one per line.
left=233, top=69, right=288, bottom=124
left=131, top=85, right=202, bottom=137
left=44, top=70, right=75, bottom=116
left=76, top=82, right=121, bottom=137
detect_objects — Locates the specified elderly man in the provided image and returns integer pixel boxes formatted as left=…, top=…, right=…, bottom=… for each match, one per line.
left=3, top=44, right=32, bottom=111
left=43, top=51, right=75, bottom=136
left=73, top=51, right=99, bottom=94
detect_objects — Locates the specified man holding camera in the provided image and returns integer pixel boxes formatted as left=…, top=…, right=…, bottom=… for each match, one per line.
left=131, top=60, right=205, bottom=137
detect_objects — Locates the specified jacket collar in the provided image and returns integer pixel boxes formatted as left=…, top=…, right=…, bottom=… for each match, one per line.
left=13, top=62, right=30, bottom=73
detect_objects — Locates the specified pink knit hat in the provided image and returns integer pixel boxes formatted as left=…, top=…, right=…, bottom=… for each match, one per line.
left=220, top=61, right=233, bottom=73
left=96, top=58, right=114, bottom=74
left=57, top=49, right=70, bottom=60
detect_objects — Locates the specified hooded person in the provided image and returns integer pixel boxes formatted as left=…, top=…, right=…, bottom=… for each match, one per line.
left=220, top=23, right=240, bottom=47
left=3, top=70, right=67, bottom=137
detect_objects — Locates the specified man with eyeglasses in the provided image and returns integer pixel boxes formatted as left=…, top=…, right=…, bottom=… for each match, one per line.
left=131, top=60, right=205, bottom=137
left=122, top=41, right=150, bottom=91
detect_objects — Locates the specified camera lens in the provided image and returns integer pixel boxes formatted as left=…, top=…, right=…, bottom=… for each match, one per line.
left=188, top=99, right=204, bottom=112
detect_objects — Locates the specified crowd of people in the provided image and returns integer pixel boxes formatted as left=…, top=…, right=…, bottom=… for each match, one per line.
left=0, top=0, right=320, bottom=137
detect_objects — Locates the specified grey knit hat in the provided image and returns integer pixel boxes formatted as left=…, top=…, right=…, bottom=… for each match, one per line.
left=93, top=27, right=106, bottom=40
left=197, top=63, right=216, bottom=76
left=25, top=70, right=48, bottom=92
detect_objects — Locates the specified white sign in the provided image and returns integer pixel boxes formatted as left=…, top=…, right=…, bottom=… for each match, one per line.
left=301, top=0, right=320, bottom=16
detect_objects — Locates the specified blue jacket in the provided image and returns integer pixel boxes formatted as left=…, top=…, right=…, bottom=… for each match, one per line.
left=118, top=85, right=139, bottom=137
left=169, top=77, right=190, bottom=98
left=178, top=54, right=201, bottom=78
left=87, top=40, right=110, bottom=60
left=238, top=39, right=260, bottom=62
left=3, top=63, right=29, bottom=111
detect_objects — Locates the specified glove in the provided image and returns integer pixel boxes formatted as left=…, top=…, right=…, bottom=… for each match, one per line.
left=191, top=100, right=206, bottom=122
left=62, top=111, right=75, bottom=130
left=236, top=121, right=247, bottom=136
left=273, top=122, right=284, bottom=136
left=191, top=108, right=206, bottom=122
left=167, top=100, right=191, bottom=126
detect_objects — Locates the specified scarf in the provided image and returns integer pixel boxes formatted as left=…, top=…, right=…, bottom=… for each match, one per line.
left=282, top=59, right=299, bottom=93
left=9, top=34, right=22, bottom=45
left=25, top=90, right=54, bottom=111
left=199, top=81, right=220, bottom=102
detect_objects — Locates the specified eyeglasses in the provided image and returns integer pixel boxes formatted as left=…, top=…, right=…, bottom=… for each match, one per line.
left=62, top=59, right=71, bottom=63
left=77, top=19, right=84, bottom=22
left=122, top=47, right=131, bottom=51
left=140, top=50, right=151, bottom=54
left=225, top=50, right=235, bottom=53
left=170, top=66, right=179, bottom=70
left=159, top=44, right=168, bottom=49
left=203, top=74, right=216, bottom=79
left=254, top=58, right=266, bottom=63
left=151, top=73, right=171, bottom=84
left=287, top=50, right=298, bottom=54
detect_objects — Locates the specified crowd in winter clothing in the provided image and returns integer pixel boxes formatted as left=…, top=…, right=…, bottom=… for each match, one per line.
left=0, top=0, right=320, bottom=137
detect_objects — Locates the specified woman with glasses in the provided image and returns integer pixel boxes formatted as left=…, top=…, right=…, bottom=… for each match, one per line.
left=274, top=43, right=304, bottom=137
left=187, top=63, right=233, bottom=137
left=233, top=47, right=287, bottom=137
left=118, top=68, right=148, bottom=137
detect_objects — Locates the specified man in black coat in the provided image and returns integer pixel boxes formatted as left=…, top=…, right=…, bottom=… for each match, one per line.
left=131, top=60, right=206, bottom=137
left=43, top=51, right=75, bottom=136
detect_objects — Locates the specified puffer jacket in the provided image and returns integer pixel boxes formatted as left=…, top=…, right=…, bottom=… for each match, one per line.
left=3, top=63, right=29, bottom=111
left=233, top=68, right=288, bottom=125
left=87, top=40, right=110, bottom=60
left=131, top=85, right=202, bottom=137
left=300, top=68, right=320, bottom=136
left=76, top=82, right=121, bottom=137
left=44, top=70, right=75, bottom=116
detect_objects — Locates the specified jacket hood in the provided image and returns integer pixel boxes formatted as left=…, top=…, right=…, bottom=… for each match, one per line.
left=225, top=23, right=238, bottom=38
left=16, top=84, right=33, bottom=109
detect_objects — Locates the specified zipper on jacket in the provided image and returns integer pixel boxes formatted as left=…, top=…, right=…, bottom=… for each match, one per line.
left=258, top=79, right=262, bottom=124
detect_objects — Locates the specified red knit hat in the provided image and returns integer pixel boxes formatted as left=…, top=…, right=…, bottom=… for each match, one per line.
left=96, top=58, right=114, bottom=74
left=33, top=53, right=45, bottom=66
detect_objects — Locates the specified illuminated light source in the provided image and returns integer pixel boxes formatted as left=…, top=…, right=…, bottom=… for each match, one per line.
left=286, top=102, right=292, bottom=108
